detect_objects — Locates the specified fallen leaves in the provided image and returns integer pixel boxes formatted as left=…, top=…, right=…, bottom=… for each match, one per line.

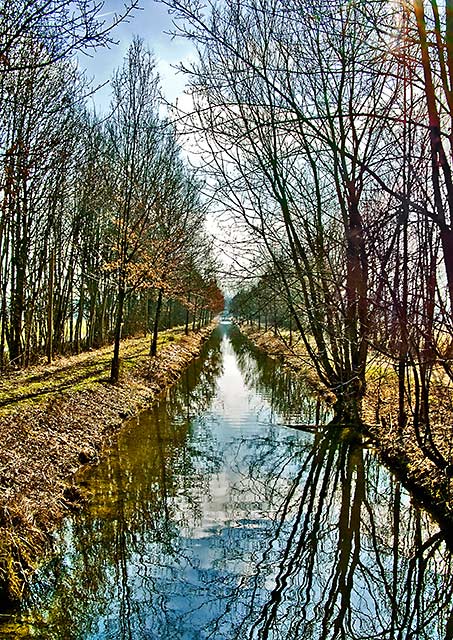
left=0, top=324, right=215, bottom=604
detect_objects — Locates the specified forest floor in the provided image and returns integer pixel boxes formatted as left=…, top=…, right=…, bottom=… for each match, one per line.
left=0, top=324, right=215, bottom=605
left=239, top=323, right=453, bottom=542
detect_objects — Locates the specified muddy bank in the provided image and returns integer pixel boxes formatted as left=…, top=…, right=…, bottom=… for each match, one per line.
left=0, top=325, right=215, bottom=605
left=239, top=323, right=453, bottom=538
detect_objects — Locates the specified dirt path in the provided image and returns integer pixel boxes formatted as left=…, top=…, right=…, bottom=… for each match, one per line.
left=0, top=325, right=215, bottom=605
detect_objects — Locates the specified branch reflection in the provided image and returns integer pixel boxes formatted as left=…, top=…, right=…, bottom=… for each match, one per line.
left=2, top=324, right=451, bottom=640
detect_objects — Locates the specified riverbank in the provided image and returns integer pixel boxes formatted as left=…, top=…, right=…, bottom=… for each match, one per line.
left=238, top=323, right=453, bottom=538
left=0, top=324, right=215, bottom=604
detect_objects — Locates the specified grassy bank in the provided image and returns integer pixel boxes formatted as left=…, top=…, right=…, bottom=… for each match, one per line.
left=238, top=323, right=453, bottom=538
left=0, top=324, right=215, bottom=604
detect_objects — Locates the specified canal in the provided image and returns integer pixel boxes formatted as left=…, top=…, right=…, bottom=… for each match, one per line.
left=1, top=321, right=452, bottom=639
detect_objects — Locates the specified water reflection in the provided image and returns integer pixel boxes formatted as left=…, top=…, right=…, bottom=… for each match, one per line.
left=1, top=322, right=452, bottom=639
left=229, top=328, right=328, bottom=428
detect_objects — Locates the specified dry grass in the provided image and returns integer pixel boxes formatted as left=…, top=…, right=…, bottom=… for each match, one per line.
left=363, top=355, right=453, bottom=524
left=240, top=322, right=453, bottom=530
left=0, top=325, right=214, bottom=604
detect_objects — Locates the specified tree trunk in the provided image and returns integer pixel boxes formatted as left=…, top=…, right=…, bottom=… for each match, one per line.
left=0, top=280, right=6, bottom=369
left=414, top=0, right=453, bottom=317
left=344, top=184, right=368, bottom=399
left=143, top=295, right=148, bottom=337
left=440, top=228, right=453, bottom=316
left=10, top=240, right=26, bottom=366
left=110, top=284, right=126, bottom=384
left=47, top=249, right=55, bottom=364
left=185, top=306, right=190, bottom=335
left=74, top=278, right=84, bottom=355
left=167, top=298, right=173, bottom=329
left=150, top=287, right=163, bottom=357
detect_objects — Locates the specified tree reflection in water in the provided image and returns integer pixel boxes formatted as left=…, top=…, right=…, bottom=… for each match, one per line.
left=2, top=323, right=452, bottom=639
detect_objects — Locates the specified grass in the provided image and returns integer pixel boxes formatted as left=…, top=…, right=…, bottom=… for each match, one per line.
left=0, top=327, right=187, bottom=416
left=0, top=323, right=215, bottom=604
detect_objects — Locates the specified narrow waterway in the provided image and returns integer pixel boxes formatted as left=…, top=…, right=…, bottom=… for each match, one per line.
left=1, top=322, right=452, bottom=639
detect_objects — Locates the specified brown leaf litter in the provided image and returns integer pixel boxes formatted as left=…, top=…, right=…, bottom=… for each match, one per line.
left=0, top=325, right=215, bottom=604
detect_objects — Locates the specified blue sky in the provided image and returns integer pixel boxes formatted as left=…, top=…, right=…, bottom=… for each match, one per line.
left=80, top=0, right=193, bottom=112
left=80, top=1, right=227, bottom=268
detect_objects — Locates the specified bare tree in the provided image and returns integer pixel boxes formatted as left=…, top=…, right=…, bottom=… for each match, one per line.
left=162, top=0, right=399, bottom=419
left=105, top=37, right=162, bottom=383
left=0, top=0, right=140, bottom=72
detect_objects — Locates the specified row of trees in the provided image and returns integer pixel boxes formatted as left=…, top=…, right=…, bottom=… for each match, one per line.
left=0, top=1, right=223, bottom=382
left=163, top=0, right=453, bottom=466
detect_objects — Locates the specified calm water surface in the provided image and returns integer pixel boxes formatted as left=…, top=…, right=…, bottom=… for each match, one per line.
left=1, top=322, right=452, bottom=639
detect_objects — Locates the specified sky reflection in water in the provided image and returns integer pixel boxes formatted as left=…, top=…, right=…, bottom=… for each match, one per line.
left=1, top=322, right=452, bottom=639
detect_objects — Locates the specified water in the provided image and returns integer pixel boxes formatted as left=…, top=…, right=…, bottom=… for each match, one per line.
left=1, top=322, right=452, bottom=639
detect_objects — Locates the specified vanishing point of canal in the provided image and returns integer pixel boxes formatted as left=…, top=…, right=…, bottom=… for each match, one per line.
left=1, top=321, right=452, bottom=639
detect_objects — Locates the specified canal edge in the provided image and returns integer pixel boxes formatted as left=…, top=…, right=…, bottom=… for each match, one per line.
left=0, top=323, right=217, bottom=607
left=236, top=321, right=453, bottom=546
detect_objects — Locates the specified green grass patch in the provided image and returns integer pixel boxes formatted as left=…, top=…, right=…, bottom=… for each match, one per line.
left=0, top=327, right=187, bottom=416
